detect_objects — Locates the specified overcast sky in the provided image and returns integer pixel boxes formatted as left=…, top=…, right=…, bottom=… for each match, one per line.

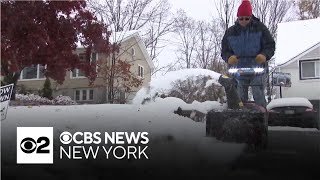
left=155, top=0, right=235, bottom=76
left=155, top=0, right=297, bottom=76
left=168, top=0, right=218, bottom=20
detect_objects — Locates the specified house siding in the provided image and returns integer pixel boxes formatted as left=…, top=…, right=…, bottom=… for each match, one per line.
left=276, top=46, right=320, bottom=101
left=17, top=35, right=152, bottom=104
left=277, top=67, right=320, bottom=100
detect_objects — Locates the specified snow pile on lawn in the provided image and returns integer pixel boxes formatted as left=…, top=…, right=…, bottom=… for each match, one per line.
left=133, top=68, right=223, bottom=105
left=139, top=97, right=227, bottom=114
left=266, top=97, right=313, bottom=110
left=2, top=103, right=245, bottom=168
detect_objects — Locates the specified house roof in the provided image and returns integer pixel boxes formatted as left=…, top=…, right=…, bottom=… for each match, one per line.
left=109, top=30, right=140, bottom=44
left=275, top=18, right=320, bottom=67
left=121, top=31, right=154, bottom=71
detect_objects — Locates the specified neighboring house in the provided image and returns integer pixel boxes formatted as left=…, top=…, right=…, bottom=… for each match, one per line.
left=274, top=18, right=320, bottom=105
left=17, top=30, right=154, bottom=104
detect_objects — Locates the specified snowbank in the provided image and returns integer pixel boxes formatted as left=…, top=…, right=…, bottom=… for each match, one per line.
left=2, top=103, right=245, bottom=170
left=181, top=100, right=227, bottom=113
left=138, top=96, right=227, bottom=114
left=133, top=68, right=222, bottom=104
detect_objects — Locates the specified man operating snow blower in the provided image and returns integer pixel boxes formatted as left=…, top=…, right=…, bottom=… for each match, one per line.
left=206, top=0, right=275, bottom=151
left=221, top=0, right=275, bottom=108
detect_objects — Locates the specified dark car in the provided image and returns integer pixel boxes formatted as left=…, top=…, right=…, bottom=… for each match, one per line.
left=267, top=97, right=319, bottom=129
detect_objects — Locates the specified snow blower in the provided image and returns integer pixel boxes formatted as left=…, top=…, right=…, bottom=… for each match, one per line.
left=206, top=65, right=269, bottom=151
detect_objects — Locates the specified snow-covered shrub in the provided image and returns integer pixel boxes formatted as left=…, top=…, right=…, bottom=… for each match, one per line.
left=165, top=75, right=225, bottom=103
left=14, top=94, right=53, bottom=105
left=53, top=95, right=77, bottom=105
left=13, top=94, right=77, bottom=106
left=133, top=68, right=223, bottom=104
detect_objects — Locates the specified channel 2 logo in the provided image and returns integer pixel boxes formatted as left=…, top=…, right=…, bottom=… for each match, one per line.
left=17, top=127, right=53, bottom=164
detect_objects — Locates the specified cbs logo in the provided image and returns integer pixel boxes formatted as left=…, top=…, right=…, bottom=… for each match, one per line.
left=59, top=132, right=72, bottom=144
left=20, top=137, right=50, bottom=154
left=59, top=131, right=101, bottom=144
left=17, top=127, right=53, bottom=164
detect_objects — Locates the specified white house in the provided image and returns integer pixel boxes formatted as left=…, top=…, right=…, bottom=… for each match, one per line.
left=274, top=18, right=320, bottom=103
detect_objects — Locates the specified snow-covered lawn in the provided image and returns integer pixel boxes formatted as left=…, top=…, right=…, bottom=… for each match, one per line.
left=2, top=68, right=318, bottom=178
left=1, top=98, right=246, bottom=168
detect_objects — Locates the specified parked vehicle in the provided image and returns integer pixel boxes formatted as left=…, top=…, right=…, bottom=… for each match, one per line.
left=267, top=97, right=318, bottom=129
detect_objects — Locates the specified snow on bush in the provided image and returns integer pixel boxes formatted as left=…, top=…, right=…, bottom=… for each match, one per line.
left=15, top=94, right=53, bottom=105
left=166, top=75, right=225, bottom=103
left=53, top=95, right=78, bottom=105
left=133, top=68, right=224, bottom=105
left=14, top=94, right=77, bottom=106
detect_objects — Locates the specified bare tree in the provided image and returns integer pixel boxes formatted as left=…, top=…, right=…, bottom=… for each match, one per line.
left=215, top=0, right=239, bottom=32
left=209, top=19, right=227, bottom=74
left=87, top=0, right=174, bottom=71
left=251, top=0, right=293, bottom=39
left=213, top=0, right=240, bottom=74
left=194, top=21, right=215, bottom=69
left=296, top=0, right=320, bottom=19
left=173, top=10, right=198, bottom=69
left=143, top=3, right=174, bottom=61
left=98, top=57, right=143, bottom=104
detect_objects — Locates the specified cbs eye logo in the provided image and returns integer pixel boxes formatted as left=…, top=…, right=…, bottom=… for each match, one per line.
left=17, top=127, right=53, bottom=164
left=59, top=132, right=72, bottom=144
left=20, top=137, right=50, bottom=154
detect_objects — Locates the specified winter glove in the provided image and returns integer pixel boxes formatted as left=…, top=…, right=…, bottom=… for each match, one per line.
left=228, top=55, right=238, bottom=65
left=256, top=54, right=266, bottom=64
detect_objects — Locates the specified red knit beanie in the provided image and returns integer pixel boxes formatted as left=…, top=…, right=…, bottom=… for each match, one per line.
left=237, top=0, right=252, bottom=17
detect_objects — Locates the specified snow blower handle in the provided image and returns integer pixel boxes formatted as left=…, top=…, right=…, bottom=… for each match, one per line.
left=228, top=56, right=266, bottom=77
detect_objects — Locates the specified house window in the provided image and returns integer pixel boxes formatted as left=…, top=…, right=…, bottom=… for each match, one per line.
left=300, top=60, right=320, bottom=79
left=89, top=89, right=94, bottom=100
left=20, top=64, right=45, bottom=80
left=71, top=52, right=97, bottom=78
left=74, top=89, right=94, bottom=101
left=131, top=48, right=135, bottom=56
left=114, top=91, right=126, bottom=104
left=75, top=90, right=80, bottom=101
left=138, top=65, right=144, bottom=78
left=82, top=90, right=87, bottom=100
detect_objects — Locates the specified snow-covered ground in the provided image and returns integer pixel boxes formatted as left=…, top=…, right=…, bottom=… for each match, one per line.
left=2, top=68, right=319, bottom=177
left=1, top=98, right=246, bottom=167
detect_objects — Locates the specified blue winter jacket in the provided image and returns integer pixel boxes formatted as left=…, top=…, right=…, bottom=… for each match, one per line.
left=221, top=16, right=275, bottom=69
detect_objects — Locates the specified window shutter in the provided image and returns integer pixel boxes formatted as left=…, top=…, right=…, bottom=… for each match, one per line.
left=141, top=67, right=144, bottom=77
left=138, top=66, right=141, bottom=76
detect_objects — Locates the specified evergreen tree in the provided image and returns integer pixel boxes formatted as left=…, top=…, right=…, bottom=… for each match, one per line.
left=42, top=78, right=53, bottom=100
